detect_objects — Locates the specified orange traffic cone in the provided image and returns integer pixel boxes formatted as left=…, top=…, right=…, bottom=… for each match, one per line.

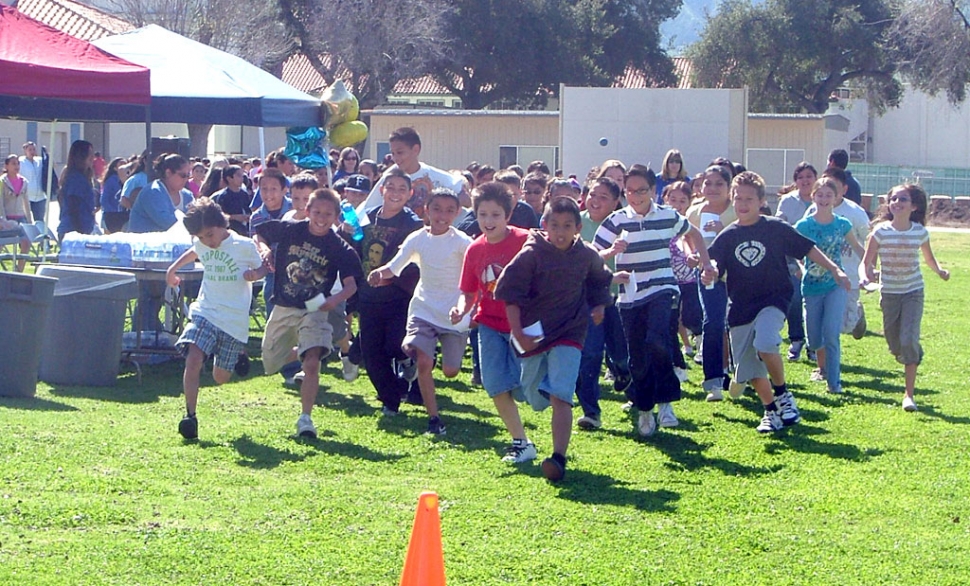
left=399, top=491, right=446, bottom=586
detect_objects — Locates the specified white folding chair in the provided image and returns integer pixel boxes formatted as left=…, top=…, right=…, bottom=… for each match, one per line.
left=0, top=228, right=24, bottom=271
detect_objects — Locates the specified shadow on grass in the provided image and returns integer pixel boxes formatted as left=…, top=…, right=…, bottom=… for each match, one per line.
left=195, top=433, right=408, bottom=469
left=548, top=469, right=680, bottom=512
left=0, top=395, right=80, bottom=412
left=375, top=408, right=510, bottom=456
left=652, top=432, right=785, bottom=477
left=47, top=360, right=183, bottom=404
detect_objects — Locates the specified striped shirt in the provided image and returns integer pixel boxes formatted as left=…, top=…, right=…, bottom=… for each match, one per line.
left=594, top=204, right=689, bottom=308
left=871, top=221, right=929, bottom=294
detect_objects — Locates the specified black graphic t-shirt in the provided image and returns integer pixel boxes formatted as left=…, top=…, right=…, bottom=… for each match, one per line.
left=708, top=216, right=815, bottom=327
left=256, top=220, right=363, bottom=309
left=345, top=207, right=423, bottom=304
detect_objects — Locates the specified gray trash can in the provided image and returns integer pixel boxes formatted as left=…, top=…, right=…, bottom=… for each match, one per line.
left=37, top=265, right=138, bottom=387
left=0, top=272, right=57, bottom=397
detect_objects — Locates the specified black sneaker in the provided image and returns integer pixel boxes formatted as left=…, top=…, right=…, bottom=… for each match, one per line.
left=234, top=353, right=251, bottom=377
left=541, top=452, right=567, bottom=482
left=178, top=414, right=198, bottom=440
left=427, top=416, right=447, bottom=436
left=613, top=372, right=633, bottom=393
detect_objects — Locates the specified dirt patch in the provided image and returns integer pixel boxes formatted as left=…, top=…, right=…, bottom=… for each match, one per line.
left=928, top=198, right=970, bottom=227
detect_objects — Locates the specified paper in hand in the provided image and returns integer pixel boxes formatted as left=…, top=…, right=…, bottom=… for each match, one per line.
left=304, top=293, right=327, bottom=312
left=512, top=321, right=545, bottom=354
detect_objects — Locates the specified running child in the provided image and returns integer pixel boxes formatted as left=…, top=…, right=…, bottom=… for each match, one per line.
left=496, top=196, right=613, bottom=482
left=282, top=174, right=318, bottom=221
left=702, top=172, right=850, bottom=433
left=166, top=198, right=267, bottom=440
left=254, top=189, right=362, bottom=438
left=861, top=184, right=949, bottom=412
left=367, top=188, right=473, bottom=435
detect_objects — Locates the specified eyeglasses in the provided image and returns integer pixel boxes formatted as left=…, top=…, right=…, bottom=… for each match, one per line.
left=670, top=159, right=682, bottom=164
left=889, top=196, right=911, bottom=203
left=176, top=172, right=190, bottom=179
left=627, top=188, right=652, bottom=196
left=345, top=156, right=358, bottom=161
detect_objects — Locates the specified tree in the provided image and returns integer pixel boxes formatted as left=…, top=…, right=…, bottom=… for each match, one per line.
left=688, top=0, right=902, bottom=114
left=889, top=0, right=970, bottom=104
left=277, top=0, right=452, bottom=110
left=432, top=0, right=681, bottom=110
left=104, top=0, right=292, bottom=156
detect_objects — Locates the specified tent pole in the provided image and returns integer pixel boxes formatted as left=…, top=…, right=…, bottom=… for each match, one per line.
left=144, top=105, right=153, bottom=181
left=42, top=118, right=58, bottom=230
left=259, top=127, right=265, bottom=164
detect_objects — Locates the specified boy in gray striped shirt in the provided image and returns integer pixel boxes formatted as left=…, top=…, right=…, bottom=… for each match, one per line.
left=595, top=166, right=714, bottom=437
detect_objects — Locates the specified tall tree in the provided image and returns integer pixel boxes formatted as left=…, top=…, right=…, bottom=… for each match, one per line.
left=105, top=0, right=292, bottom=156
left=433, top=0, right=681, bottom=110
left=688, top=0, right=901, bottom=114
left=277, top=0, right=452, bottom=109
left=889, top=0, right=970, bottom=104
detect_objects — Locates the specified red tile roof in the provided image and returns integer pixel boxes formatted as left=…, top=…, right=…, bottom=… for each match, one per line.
left=17, top=0, right=132, bottom=41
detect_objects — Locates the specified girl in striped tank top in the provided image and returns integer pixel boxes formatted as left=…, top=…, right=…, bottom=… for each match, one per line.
left=862, top=184, right=950, bottom=412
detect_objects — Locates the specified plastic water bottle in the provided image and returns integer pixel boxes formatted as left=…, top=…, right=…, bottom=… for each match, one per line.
left=341, top=201, right=364, bottom=241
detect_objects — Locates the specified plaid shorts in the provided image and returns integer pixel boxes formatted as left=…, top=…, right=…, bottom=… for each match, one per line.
left=177, top=315, right=247, bottom=372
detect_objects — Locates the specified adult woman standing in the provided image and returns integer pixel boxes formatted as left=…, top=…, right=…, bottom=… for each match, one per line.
left=57, top=140, right=97, bottom=241
left=332, top=147, right=360, bottom=183
left=655, top=149, right=688, bottom=202
left=129, top=154, right=190, bottom=234
left=100, top=157, right=130, bottom=233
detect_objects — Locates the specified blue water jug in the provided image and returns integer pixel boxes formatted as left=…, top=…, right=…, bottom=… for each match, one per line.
left=341, top=201, right=365, bottom=241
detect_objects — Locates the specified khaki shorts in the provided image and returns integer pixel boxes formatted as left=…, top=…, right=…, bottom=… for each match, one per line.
left=261, top=305, right=333, bottom=374
left=402, top=316, right=468, bottom=370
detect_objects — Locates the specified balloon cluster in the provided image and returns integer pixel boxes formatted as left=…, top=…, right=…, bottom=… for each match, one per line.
left=285, top=80, right=370, bottom=170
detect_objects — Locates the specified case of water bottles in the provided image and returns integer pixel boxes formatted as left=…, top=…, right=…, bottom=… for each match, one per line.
left=59, top=232, right=192, bottom=269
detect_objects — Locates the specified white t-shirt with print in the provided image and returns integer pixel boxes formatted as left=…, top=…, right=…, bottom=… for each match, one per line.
left=189, top=231, right=264, bottom=342
left=358, top=162, right=466, bottom=218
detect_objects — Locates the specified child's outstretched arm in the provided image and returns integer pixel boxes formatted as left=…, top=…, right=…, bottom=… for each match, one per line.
left=450, top=291, right=478, bottom=325
left=807, top=246, right=851, bottom=290
left=846, top=231, right=865, bottom=260
left=252, top=234, right=275, bottom=272
left=684, top=225, right=717, bottom=283
left=861, top=233, right=880, bottom=283
left=243, top=263, right=269, bottom=282
left=165, top=249, right=199, bottom=287
left=921, top=239, right=950, bottom=281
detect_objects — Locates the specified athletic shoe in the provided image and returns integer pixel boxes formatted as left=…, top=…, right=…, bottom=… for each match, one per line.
left=705, top=388, right=724, bottom=402
left=674, top=367, right=689, bottom=383
left=284, top=371, right=306, bottom=386
left=902, top=395, right=918, bottom=412
left=657, top=403, right=679, bottom=428
left=178, top=414, right=198, bottom=440
left=380, top=405, right=399, bottom=417
left=756, top=408, right=784, bottom=433
left=502, top=440, right=537, bottom=463
left=728, top=380, right=747, bottom=399
left=341, top=355, right=359, bottom=382
left=613, top=372, right=633, bottom=393
left=296, top=413, right=317, bottom=438
left=807, top=349, right=817, bottom=362
left=682, top=344, right=695, bottom=357
left=395, top=357, right=418, bottom=382
left=234, top=353, right=251, bottom=377
left=775, top=391, right=801, bottom=426
left=787, top=340, right=805, bottom=361
left=577, top=414, right=602, bottom=430
left=693, top=334, right=704, bottom=364
left=620, top=400, right=634, bottom=412
left=810, top=368, right=826, bottom=382
left=426, top=416, right=447, bottom=436
left=637, top=411, right=657, bottom=437
left=827, top=384, right=843, bottom=394
left=693, top=350, right=704, bottom=365
left=541, top=453, right=567, bottom=482
left=851, top=305, right=867, bottom=340
left=603, top=370, right=615, bottom=382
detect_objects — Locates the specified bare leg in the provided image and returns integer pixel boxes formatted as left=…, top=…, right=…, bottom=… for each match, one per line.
left=300, top=347, right=323, bottom=415
left=183, top=344, right=205, bottom=414
left=750, top=377, right=774, bottom=405
left=760, top=351, right=786, bottom=387
left=550, top=396, right=573, bottom=457
left=904, top=363, right=918, bottom=398
left=493, top=391, right=527, bottom=440
left=212, top=366, right=232, bottom=386
left=815, top=347, right=827, bottom=373
left=412, top=346, right=439, bottom=418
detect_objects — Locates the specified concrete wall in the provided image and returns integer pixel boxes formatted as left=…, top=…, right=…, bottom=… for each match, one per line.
left=367, top=110, right=560, bottom=172
left=872, top=87, right=970, bottom=167
left=559, top=87, right=747, bottom=179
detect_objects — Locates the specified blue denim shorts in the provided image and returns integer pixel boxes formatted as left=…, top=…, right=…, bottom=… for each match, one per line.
left=520, top=344, right=581, bottom=411
left=477, top=324, right=524, bottom=400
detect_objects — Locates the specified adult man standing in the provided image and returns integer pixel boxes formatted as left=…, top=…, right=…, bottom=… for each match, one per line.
left=19, top=142, right=45, bottom=223
left=827, top=149, right=862, bottom=207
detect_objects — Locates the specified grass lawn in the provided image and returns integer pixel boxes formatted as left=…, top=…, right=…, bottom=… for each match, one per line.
left=2, top=231, right=969, bottom=585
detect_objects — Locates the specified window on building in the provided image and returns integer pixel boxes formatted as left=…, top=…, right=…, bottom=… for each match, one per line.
left=499, top=145, right=559, bottom=171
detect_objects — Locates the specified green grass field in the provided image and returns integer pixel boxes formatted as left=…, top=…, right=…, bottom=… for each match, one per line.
left=2, top=232, right=969, bottom=585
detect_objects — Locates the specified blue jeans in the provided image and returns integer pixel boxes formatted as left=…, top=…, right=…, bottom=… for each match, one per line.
left=620, top=291, right=681, bottom=411
left=698, top=280, right=728, bottom=387
left=603, top=303, right=630, bottom=378
left=577, top=303, right=631, bottom=417
left=477, top=324, right=523, bottom=399
left=804, top=287, right=846, bottom=390
left=29, top=200, right=47, bottom=224
left=786, top=272, right=805, bottom=342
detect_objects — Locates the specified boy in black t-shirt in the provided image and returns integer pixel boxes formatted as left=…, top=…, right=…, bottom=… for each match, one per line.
left=212, top=165, right=251, bottom=235
left=703, top=172, right=849, bottom=433
left=344, top=168, right=423, bottom=415
left=255, top=189, right=362, bottom=438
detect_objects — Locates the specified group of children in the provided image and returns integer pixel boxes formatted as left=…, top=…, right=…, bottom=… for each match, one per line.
left=164, top=132, right=951, bottom=483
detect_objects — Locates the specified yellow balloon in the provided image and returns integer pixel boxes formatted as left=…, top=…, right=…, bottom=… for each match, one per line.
left=320, top=80, right=359, bottom=129
left=330, top=120, right=369, bottom=148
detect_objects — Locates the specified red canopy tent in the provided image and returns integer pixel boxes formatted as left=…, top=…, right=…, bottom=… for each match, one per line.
left=0, top=4, right=150, bottom=121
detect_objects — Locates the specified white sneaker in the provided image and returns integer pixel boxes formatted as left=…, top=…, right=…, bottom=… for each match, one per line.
left=756, top=408, right=783, bottom=433
left=775, top=391, right=801, bottom=426
left=284, top=371, right=306, bottom=385
left=501, top=440, right=538, bottom=463
left=620, top=400, right=634, bottom=412
left=674, top=367, right=689, bottom=382
left=705, top=388, right=723, bottom=402
left=693, top=334, right=704, bottom=364
left=728, top=380, right=747, bottom=399
left=637, top=411, right=657, bottom=437
left=827, top=384, right=843, bottom=394
left=810, top=368, right=826, bottom=382
left=902, top=395, right=918, bottom=412
left=577, top=414, right=602, bottom=430
left=296, top=413, right=317, bottom=438
left=341, top=356, right=359, bottom=382
left=681, top=344, right=695, bottom=357
left=657, top=403, right=679, bottom=428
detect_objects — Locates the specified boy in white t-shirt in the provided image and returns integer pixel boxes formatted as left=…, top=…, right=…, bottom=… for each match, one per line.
left=166, top=198, right=268, bottom=440
left=367, top=188, right=473, bottom=435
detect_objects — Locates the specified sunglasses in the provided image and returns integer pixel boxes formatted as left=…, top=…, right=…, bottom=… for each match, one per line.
left=889, top=196, right=911, bottom=203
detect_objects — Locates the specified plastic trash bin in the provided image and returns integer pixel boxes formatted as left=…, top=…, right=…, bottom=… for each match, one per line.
left=0, top=272, right=57, bottom=397
left=37, top=265, right=138, bottom=387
